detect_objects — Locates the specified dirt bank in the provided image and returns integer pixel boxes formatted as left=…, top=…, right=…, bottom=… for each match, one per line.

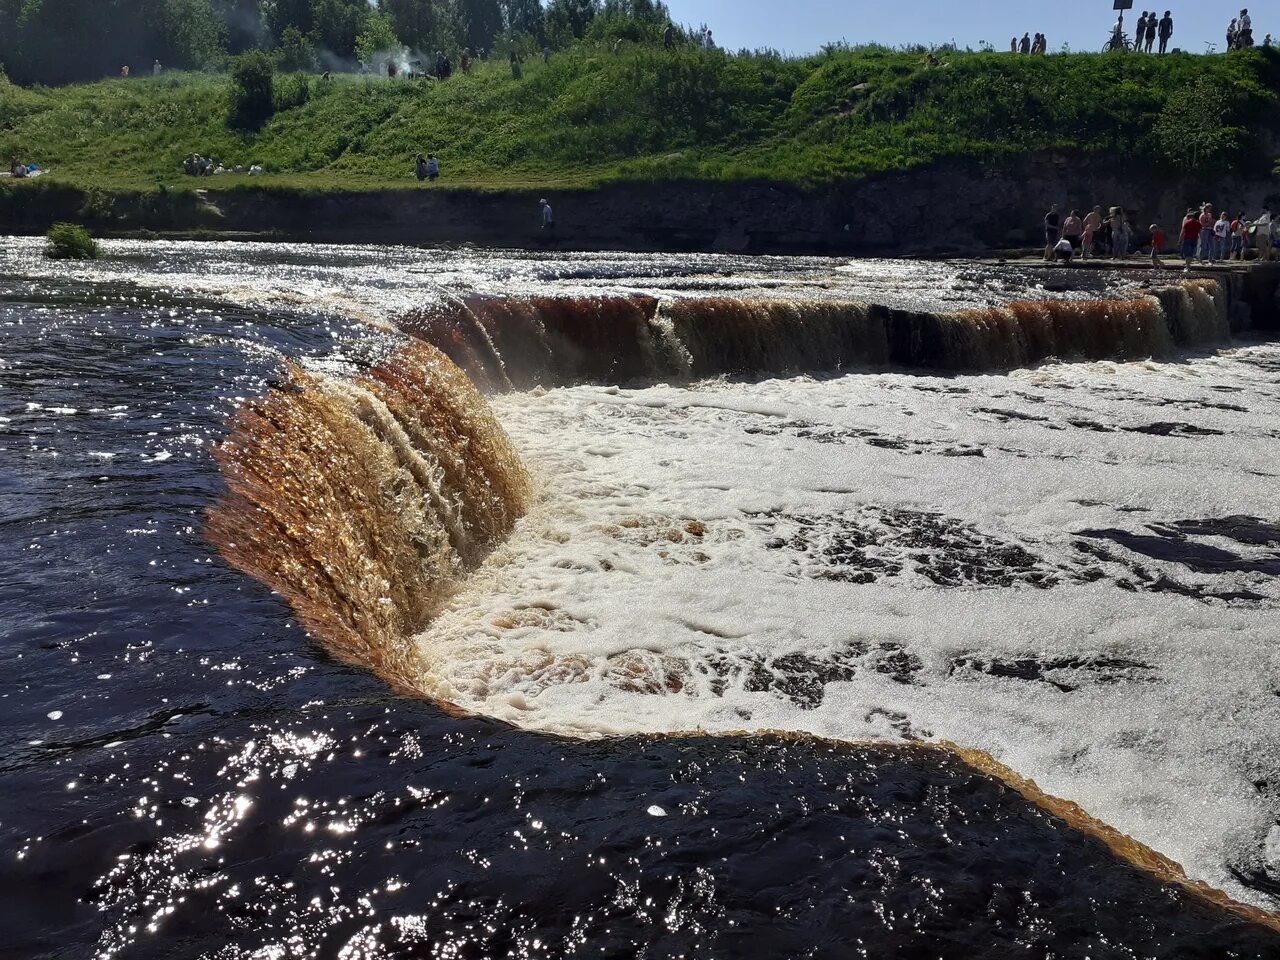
left=3, top=153, right=1279, bottom=257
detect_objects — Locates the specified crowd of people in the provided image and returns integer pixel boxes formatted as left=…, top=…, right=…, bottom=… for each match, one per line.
left=1226, top=9, right=1255, bottom=50
left=1177, top=204, right=1274, bottom=264
left=1127, top=12, right=1175, bottom=53
left=414, top=153, right=439, bottom=182
left=182, top=155, right=263, bottom=177
left=1011, top=33, right=1049, bottom=55
left=1043, top=201, right=1275, bottom=267
left=5, top=154, right=40, bottom=179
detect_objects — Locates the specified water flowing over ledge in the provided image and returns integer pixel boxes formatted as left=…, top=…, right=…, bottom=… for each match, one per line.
left=203, top=277, right=1279, bottom=932
left=396, top=279, right=1232, bottom=389
left=205, top=340, right=531, bottom=694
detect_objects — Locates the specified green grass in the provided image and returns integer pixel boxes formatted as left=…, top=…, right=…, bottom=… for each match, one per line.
left=2, top=44, right=1278, bottom=194
left=44, top=222, right=98, bottom=258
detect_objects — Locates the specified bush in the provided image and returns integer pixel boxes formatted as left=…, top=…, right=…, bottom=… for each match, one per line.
left=45, top=223, right=98, bottom=260
left=228, top=50, right=275, bottom=131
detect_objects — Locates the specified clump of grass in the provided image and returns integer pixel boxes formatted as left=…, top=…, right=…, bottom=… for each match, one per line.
left=45, top=222, right=98, bottom=259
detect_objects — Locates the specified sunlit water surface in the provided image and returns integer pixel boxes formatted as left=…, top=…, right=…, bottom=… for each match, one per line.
left=2, top=238, right=1278, bottom=958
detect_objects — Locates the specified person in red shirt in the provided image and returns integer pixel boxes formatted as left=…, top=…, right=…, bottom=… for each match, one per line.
left=1180, top=209, right=1201, bottom=269
left=1149, top=223, right=1166, bottom=267
left=1197, top=204, right=1215, bottom=261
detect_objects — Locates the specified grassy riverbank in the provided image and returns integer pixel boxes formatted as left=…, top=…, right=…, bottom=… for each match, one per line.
left=2, top=45, right=1279, bottom=194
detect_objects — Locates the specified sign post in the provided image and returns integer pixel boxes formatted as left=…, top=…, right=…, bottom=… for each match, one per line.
left=1114, top=0, right=1133, bottom=30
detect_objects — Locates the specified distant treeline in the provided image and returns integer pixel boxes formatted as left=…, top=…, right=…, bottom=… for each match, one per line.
left=0, top=0, right=674, bottom=85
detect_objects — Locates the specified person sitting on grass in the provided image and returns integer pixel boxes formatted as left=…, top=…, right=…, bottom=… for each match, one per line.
left=1148, top=223, right=1165, bottom=267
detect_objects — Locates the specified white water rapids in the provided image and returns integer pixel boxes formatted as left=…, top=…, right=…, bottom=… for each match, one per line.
left=420, top=347, right=1280, bottom=908
left=6, top=237, right=1274, bottom=909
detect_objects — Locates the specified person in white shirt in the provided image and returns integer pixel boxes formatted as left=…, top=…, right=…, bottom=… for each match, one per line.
left=1213, top=212, right=1231, bottom=262
left=1238, top=9, right=1254, bottom=47
left=1256, top=210, right=1273, bottom=262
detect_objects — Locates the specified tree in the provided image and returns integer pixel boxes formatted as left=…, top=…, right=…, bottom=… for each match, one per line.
left=545, top=0, right=598, bottom=42
left=212, top=0, right=267, bottom=54
left=355, top=10, right=399, bottom=64
left=275, top=24, right=317, bottom=70
left=264, top=0, right=314, bottom=45
left=228, top=48, right=275, bottom=130
left=312, top=0, right=370, bottom=58
left=456, top=0, right=503, bottom=53
left=501, top=0, right=543, bottom=39
left=160, top=0, right=228, bottom=69
left=0, top=0, right=227, bottom=84
left=1153, top=78, right=1244, bottom=172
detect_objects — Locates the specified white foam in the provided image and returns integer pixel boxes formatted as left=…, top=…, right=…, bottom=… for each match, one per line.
left=419, top=344, right=1280, bottom=908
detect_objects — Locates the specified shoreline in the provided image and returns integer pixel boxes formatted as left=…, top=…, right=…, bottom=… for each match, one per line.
left=4, top=152, right=1280, bottom=260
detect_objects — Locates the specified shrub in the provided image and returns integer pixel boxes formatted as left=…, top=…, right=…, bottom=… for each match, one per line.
left=45, top=223, right=98, bottom=260
left=228, top=50, right=275, bottom=131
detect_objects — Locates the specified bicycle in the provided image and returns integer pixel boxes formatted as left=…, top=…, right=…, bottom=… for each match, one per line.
left=1103, top=30, right=1134, bottom=52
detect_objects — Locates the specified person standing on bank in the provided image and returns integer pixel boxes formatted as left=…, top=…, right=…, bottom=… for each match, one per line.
left=1256, top=209, right=1274, bottom=262
left=1213, top=210, right=1231, bottom=261
left=1043, top=204, right=1061, bottom=260
left=1198, top=204, right=1215, bottom=262
left=1179, top=208, right=1201, bottom=269
left=1149, top=222, right=1166, bottom=267
left=540, top=198, right=555, bottom=233
left=1082, top=206, right=1103, bottom=259
left=1158, top=11, right=1174, bottom=53
left=1135, top=11, right=1149, bottom=49
left=1062, top=209, right=1084, bottom=253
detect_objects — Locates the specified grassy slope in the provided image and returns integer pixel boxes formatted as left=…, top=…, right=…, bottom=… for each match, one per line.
left=1, top=45, right=1278, bottom=193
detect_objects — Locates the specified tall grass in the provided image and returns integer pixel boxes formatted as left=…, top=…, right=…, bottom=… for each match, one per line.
left=1, top=46, right=1276, bottom=192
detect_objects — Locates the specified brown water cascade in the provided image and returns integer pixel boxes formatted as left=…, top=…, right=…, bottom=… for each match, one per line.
left=205, top=340, right=531, bottom=693
left=397, top=279, right=1234, bottom=389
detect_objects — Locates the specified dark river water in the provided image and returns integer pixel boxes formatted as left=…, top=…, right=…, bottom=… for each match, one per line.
left=1, top=241, right=1278, bottom=959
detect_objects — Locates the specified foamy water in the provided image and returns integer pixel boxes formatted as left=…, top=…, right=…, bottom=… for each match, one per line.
left=419, top=347, right=1280, bottom=906
left=6, top=237, right=1280, bottom=955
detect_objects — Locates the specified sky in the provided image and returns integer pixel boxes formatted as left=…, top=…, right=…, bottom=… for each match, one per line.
left=661, top=1, right=1270, bottom=56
